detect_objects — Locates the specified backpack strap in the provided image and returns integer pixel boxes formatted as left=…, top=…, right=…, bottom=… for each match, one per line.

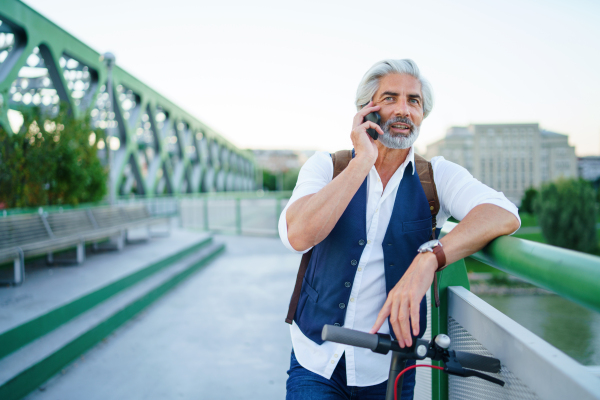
left=285, top=150, right=352, bottom=324
left=414, top=153, right=440, bottom=239
left=414, top=153, right=443, bottom=307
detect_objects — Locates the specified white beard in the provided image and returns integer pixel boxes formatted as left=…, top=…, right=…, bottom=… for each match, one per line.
left=378, top=117, right=420, bottom=150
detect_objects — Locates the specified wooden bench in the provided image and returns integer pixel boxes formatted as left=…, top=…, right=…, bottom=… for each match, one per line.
left=0, top=204, right=171, bottom=285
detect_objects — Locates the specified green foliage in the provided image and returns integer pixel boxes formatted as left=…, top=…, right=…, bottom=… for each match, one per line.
left=261, top=168, right=300, bottom=191
left=518, top=212, right=538, bottom=227
left=262, top=169, right=277, bottom=191
left=283, top=168, right=300, bottom=191
left=534, top=179, right=598, bottom=253
left=0, top=106, right=107, bottom=208
left=520, top=187, right=538, bottom=215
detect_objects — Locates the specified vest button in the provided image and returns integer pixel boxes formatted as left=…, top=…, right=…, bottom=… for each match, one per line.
left=345, top=282, right=351, bottom=288
left=334, top=323, right=341, bottom=326
left=390, top=264, right=394, bottom=267
left=358, top=239, right=365, bottom=246
left=339, top=303, right=345, bottom=309
left=350, top=260, right=358, bottom=266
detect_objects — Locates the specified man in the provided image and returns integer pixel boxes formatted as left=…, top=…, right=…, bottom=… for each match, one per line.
left=279, top=59, right=520, bottom=400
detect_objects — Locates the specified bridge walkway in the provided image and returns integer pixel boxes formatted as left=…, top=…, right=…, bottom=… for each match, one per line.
left=21, top=235, right=299, bottom=400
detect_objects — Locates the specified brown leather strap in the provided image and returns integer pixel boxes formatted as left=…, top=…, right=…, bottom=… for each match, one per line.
left=414, top=154, right=440, bottom=236
left=285, top=150, right=352, bottom=324
left=331, top=150, right=353, bottom=178
left=285, top=248, right=313, bottom=324
left=433, top=245, right=446, bottom=271
left=415, top=153, right=443, bottom=308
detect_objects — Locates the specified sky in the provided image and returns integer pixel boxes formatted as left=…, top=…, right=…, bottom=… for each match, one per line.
left=21, top=0, right=600, bottom=156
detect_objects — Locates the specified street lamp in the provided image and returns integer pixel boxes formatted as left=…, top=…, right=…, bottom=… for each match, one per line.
left=100, top=52, right=116, bottom=204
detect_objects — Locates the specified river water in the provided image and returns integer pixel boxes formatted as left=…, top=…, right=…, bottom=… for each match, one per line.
left=479, top=294, right=600, bottom=366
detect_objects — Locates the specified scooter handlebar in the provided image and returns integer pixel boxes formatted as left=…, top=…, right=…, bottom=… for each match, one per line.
left=321, top=325, right=379, bottom=351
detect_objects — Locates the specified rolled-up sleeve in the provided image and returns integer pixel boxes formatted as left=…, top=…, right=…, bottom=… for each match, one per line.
left=278, top=151, right=333, bottom=253
left=431, top=156, right=521, bottom=233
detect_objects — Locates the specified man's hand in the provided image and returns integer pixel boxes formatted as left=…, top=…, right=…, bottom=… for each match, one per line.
left=351, top=101, right=383, bottom=165
left=368, top=204, right=520, bottom=347
left=369, top=252, right=437, bottom=347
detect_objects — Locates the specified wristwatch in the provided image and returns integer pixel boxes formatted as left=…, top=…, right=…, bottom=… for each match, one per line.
left=417, top=240, right=446, bottom=271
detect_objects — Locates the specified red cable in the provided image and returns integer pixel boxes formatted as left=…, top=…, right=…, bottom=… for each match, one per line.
left=394, top=364, right=444, bottom=400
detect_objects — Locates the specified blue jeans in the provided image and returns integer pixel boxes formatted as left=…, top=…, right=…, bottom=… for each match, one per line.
left=286, top=350, right=416, bottom=400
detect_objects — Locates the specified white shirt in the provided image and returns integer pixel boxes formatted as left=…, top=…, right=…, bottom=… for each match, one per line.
left=278, top=147, right=520, bottom=387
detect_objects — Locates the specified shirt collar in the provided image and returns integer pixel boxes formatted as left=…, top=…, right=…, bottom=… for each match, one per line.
left=405, top=146, right=416, bottom=175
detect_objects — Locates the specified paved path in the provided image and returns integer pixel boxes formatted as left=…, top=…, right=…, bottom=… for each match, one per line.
left=0, top=227, right=210, bottom=334
left=24, top=235, right=300, bottom=400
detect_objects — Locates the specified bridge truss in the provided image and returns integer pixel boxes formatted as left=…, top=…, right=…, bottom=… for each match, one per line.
left=0, top=0, right=257, bottom=197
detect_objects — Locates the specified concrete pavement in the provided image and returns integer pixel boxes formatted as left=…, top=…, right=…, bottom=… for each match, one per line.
left=24, top=235, right=301, bottom=400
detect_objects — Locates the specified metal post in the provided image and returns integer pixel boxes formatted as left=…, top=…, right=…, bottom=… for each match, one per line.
left=235, top=197, right=242, bottom=235
left=203, top=196, right=209, bottom=231
left=430, top=259, right=470, bottom=400
left=101, top=52, right=116, bottom=205
left=275, top=195, right=282, bottom=232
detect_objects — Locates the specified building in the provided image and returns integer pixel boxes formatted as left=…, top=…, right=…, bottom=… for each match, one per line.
left=251, top=149, right=315, bottom=173
left=424, top=123, right=577, bottom=204
left=578, top=156, right=600, bottom=183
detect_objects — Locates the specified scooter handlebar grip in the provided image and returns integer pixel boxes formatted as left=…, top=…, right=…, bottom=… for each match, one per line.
left=321, top=325, right=379, bottom=351
left=454, top=351, right=502, bottom=373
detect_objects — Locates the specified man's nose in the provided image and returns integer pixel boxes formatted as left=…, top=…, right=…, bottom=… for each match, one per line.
left=393, top=100, right=410, bottom=118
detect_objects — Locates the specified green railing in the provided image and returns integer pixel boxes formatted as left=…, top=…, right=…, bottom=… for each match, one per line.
left=429, top=221, right=600, bottom=400
left=0, top=0, right=257, bottom=198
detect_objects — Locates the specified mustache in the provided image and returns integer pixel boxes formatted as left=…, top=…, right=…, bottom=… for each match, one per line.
left=383, top=117, right=416, bottom=133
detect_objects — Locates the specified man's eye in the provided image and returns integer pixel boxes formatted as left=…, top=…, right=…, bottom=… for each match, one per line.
left=385, top=97, right=394, bottom=101
left=410, top=98, right=420, bottom=104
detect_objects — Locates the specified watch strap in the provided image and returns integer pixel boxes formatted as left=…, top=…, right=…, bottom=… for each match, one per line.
left=432, top=245, right=446, bottom=272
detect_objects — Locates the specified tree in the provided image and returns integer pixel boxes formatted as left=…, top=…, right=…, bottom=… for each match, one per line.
left=0, top=106, right=107, bottom=208
left=520, top=187, right=538, bottom=215
left=534, top=179, right=598, bottom=253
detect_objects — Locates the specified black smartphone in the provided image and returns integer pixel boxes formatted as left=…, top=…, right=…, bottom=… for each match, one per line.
left=364, top=112, right=381, bottom=140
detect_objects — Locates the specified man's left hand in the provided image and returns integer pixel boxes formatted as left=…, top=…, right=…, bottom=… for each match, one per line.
left=369, top=252, right=438, bottom=348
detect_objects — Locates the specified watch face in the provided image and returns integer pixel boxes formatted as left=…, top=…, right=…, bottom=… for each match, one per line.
left=418, top=240, right=441, bottom=253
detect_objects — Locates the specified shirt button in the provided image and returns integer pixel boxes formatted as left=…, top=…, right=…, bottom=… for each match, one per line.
left=350, top=259, right=357, bottom=266
left=345, top=282, right=351, bottom=288
left=331, top=360, right=335, bottom=364
left=358, top=239, right=365, bottom=246
left=339, top=303, right=345, bottom=309
left=375, top=208, right=379, bottom=213
left=334, top=354, right=339, bottom=358
left=357, top=267, right=362, bottom=272
left=334, top=323, right=341, bottom=326
left=367, top=240, right=372, bottom=244
left=350, top=298, right=355, bottom=302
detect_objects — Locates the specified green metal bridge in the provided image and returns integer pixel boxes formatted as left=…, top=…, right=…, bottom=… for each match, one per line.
left=1, top=1, right=600, bottom=399
left=0, top=0, right=257, bottom=198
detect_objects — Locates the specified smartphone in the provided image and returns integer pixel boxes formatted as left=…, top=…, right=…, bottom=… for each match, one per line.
left=364, top=112, right=381, bottom=140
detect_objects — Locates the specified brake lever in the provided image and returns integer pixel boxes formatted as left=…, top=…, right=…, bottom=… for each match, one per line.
left=444, top=367, right=505, bottom=387
left=443, top=349, right=505, bottom=387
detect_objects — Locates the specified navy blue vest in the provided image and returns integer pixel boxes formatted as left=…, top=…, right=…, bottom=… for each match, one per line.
left=294, top=160, right=434, bottom=344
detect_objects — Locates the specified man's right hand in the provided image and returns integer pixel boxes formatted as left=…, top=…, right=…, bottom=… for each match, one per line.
left=351, top=101, right=383, bottom=166
left=285, top=104, right=381, bottom=252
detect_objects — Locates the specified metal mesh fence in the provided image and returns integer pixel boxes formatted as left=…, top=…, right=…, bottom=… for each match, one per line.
left=177, top=194, right=289, bottom=235
left=447, top=316, right=540, bottom=400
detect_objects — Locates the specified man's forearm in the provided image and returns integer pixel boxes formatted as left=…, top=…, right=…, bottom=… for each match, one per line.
left=440, top=203, right=521, bottom=266
left=287, top=157, right=372, bottom=251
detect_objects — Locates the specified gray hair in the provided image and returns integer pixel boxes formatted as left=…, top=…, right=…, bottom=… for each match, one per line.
left=355, top=59, right=434, bottom=118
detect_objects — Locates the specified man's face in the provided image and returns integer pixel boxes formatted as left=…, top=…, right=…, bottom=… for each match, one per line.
left=372, top=74, right=424, bottom=149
